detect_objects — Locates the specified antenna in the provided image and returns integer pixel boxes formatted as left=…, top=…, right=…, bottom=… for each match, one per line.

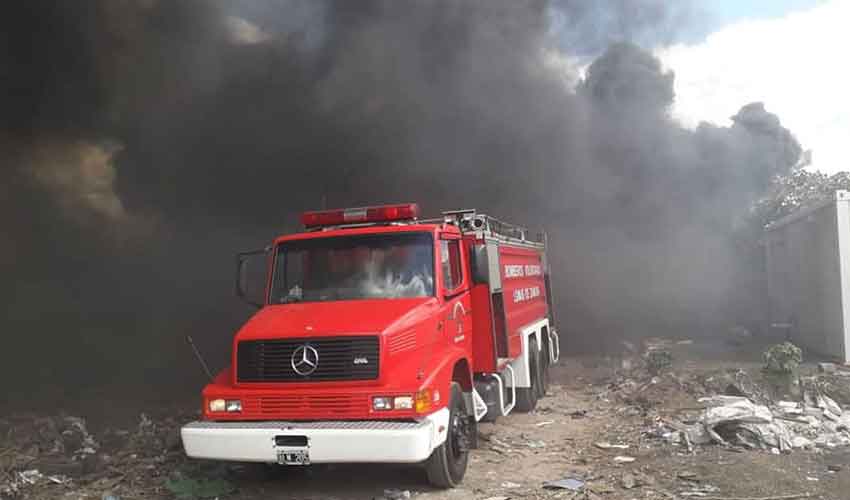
left=186, top=335, right=214, bottom=381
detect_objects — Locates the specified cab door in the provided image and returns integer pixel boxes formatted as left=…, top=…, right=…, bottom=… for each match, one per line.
left=439, top=234, right=473, bottom=352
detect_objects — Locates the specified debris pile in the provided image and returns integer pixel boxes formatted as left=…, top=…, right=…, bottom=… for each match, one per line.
left=598, top=339, right=850, bottom=455
left=0, top=414, right=99, bottom=498
left=0, top=410, right=194, bottom=499
left=811, top=369, right=850, bottom=406
left=658, top=390, right=850, bottom=453
left=0, top=469, right=71, bottom=498
left=699, top=368, right=770, bottom=405
left=0, top=414, right=102, bottom=482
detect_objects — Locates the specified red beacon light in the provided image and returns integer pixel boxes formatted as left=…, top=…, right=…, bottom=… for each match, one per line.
left=301, top=203, right=420, bottom=228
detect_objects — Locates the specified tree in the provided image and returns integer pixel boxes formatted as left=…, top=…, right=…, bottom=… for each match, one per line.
left=753, top=160, right=850, bottom=228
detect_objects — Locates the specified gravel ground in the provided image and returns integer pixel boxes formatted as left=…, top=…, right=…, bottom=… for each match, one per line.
left=4, top=339, right=850, bottom=500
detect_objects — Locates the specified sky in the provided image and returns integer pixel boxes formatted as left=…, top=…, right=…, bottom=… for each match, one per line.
left=658, top=0, right=848, bottom=173
left=701, top=0, right=829, bottom=32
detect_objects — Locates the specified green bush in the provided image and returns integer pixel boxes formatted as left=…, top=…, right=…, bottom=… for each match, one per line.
left=763, top=342, right=802, bottom=375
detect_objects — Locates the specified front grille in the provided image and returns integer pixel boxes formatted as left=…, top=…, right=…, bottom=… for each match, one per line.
left=237, top=336, right=380, bottom=382
left=243, top=394, right=370, bottom=418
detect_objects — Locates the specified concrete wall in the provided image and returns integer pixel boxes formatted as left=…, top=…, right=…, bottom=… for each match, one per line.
left=765, top=191, right=850, bottom=363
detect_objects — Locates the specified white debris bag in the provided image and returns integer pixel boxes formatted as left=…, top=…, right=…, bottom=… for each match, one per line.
left=696, top=397, right=797, bottom=450
left=701, top=398, right=773, bottom=427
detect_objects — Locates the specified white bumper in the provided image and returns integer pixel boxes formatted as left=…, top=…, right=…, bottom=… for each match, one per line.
left=181, top=408, right=450, bottom=464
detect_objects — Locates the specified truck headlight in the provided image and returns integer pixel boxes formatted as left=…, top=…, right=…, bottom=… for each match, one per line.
left=208, top=399, right=242, bottom=412
left=209, top=399, right=226, bottom=412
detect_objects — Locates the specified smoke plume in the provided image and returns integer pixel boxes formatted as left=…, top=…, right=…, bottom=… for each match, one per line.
left=1, top=0, right=800, bottom=408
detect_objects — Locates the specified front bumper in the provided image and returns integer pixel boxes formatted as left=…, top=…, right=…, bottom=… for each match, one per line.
left=181, top=408, right=450, bottom=464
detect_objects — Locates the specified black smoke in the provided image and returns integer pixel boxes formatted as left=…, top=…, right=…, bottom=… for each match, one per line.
left=1, top=1, right=800, bottom=410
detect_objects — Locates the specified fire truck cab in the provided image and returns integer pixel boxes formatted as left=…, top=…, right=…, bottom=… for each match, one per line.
left=181, top=203, right=560, bottom=487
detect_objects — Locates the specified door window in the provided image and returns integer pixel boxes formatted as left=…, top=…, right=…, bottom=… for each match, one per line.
left=441, top=240, right=463, bottom=292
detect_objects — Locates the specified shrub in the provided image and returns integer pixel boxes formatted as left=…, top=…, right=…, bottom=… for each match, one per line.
left=763, top=342, right=802, bottom=375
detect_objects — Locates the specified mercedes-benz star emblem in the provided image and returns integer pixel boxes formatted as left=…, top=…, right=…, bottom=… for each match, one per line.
left=291, top=344, right=319, bottom=376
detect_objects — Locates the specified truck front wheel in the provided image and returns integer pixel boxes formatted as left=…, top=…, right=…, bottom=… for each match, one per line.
left=425, top=382, right=470, bottom=488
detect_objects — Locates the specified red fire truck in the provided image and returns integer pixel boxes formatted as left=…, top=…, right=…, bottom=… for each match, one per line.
left=181, top=204, right=560, bottom=487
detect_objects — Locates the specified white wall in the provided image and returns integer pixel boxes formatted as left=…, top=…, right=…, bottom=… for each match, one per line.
left=766, top=194, right=848, bottom=362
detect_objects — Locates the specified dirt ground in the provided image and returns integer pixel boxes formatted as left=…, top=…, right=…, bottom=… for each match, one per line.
left=4, top=339, right=850, bottom=500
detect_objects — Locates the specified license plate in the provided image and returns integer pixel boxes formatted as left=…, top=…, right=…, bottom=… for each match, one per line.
left=277, top=449, right=310, bottom=465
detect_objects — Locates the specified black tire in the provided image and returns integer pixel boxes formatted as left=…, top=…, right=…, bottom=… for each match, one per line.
left=480, top=409, right=498, bottom=423
left=514, top=338, right=539, bottom=412
left=537, top=335, right=550, bottom=398
left=425, top=382, right=470, bottom=488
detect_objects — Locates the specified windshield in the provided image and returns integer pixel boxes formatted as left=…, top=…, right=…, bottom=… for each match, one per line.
left=272, top=232, right=434, bottom=303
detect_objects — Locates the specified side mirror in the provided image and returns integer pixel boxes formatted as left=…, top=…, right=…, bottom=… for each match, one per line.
left=235, top=247, right=270, bottom=308
left=470, top=244, right=489, bottom=285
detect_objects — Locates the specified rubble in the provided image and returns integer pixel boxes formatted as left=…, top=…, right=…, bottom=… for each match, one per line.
left=0, top=410, right=197, bottom=499
left=701, top=369, right=770, bottom=405
left=677, top=471, right=699, bottom=482
left=592, top=338, right=850, bottom=458
left=817, top=363, right=837, bottom=374
left=525, top=439, right=546, bottom=448
left=657, top=390, right=850, bottom=453
left=679, top=484, right=719, bottom=497
left=542, top=477, right=585, bottom=490
left=380, top=488, right=412, bottom=500
left=0, top=469, right=72, bottom=498
left=594, top=442, right=629, bottom=450
left=810, top=372, right=850, bottom=407
left=619, top=471, right=651, bottom=489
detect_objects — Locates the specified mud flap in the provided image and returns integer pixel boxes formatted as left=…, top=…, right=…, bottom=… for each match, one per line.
left=471, top=389, right=489, bottom=421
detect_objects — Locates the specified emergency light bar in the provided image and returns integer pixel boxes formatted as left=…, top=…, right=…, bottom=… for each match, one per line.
left=301, top=203, right=420, bottom=228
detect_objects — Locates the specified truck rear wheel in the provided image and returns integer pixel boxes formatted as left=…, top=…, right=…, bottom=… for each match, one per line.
left=514, top=338, right=539, bottom=412
left=425, top=382, right=470, bottom=488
